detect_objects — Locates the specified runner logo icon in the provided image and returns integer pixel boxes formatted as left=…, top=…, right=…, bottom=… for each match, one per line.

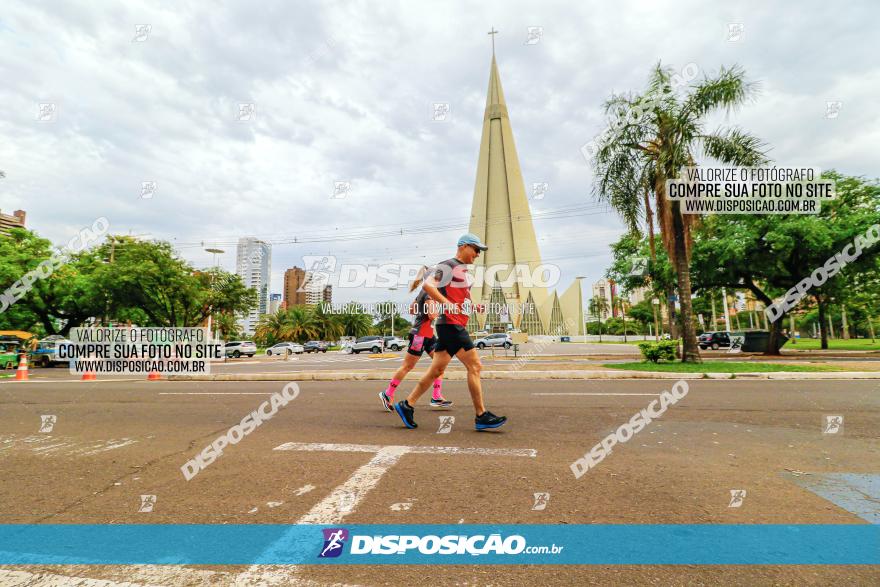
left=319, top=528, right=349, bottom=558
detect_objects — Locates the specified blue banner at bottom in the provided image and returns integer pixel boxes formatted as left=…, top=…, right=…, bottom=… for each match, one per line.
left=0, top=524, right=876, bottom=565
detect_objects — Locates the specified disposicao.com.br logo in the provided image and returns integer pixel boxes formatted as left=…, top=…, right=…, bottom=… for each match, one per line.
left=320, top=529, right=563, bottom=558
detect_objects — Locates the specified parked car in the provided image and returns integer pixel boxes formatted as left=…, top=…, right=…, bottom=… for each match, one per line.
left=0, top=344, right=19, bottom=369
left=382, top=336, right=407, bottom=351
left=698, top=331, right=732, bottom=350
left=349, top=335, right=385, bottom=354
left=30, top=336, right=73, bottom=367
left=474, top=333, right=512, bottom=349
left=303, top=341, right=328, bottom=353
left=266, top=342, right=304, bottom=356
left=225, top=341, right=257, bottom=358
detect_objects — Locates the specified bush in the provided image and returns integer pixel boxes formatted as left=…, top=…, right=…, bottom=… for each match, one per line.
left=637, top=339, right=678, bottom=363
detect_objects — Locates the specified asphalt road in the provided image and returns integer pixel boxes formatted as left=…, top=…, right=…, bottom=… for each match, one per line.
left=0, top=376, right=877, bottom=585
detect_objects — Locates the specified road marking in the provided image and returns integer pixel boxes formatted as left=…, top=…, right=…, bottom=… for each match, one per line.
left=297, top=445, right=410, bottom=524
left=158, top=392, right=272, bottom=395
left=533, top=392, right=658, bottom=396
left=788, top=472, right=880, bottom=524
left=234, top=442, right=538, bottom=584
left=0, top=569, right=164, bottom=586
left=273, top=442, right=539, bottom=458
left=0, top=435, right=138, bottom=457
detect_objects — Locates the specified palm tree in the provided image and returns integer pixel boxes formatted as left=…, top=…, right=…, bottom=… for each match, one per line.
left=255, top=306, right=320, bottom=344
left=589, top=297, right=609, bottom=342
left=284, top=305, right=320, bottom=342
left=593, top=63, right=768, bottom=362
left=312, top=302, right=343, bottom=341
left=337, top=303, right=372, bottom=338
left=254, top=311, right=289, bottom=346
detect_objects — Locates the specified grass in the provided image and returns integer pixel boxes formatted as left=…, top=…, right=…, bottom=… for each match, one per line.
left=784, top=338, right=880, bottom=351
left=604, top=361, right=841, bottom=373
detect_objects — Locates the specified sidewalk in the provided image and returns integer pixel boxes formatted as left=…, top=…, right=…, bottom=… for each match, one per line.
left=168, top=369, right=880, bottom=382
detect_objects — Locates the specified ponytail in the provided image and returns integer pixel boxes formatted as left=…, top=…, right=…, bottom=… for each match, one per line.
left=409, top=265, right=430, bottom=292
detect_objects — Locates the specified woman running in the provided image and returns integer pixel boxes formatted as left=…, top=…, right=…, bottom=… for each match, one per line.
left=379, top=266, right=452, bottom=411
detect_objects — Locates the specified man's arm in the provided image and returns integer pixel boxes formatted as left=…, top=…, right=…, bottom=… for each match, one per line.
left=422, top=278, right=449, bottom=306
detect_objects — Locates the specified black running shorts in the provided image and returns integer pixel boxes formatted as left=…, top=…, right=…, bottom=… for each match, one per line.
left=406, top=333, right=437, bottom=357
left=434, top=324, right=475, bottom=356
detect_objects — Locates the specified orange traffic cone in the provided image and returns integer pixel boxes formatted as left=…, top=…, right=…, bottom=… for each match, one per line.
left=15, top=354, right=28, bottom=381
left=81, top=371, right=97, bottom=381
left=147, top=371, right=162, bottom=381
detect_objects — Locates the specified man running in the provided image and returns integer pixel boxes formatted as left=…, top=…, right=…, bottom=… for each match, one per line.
left=394, top=233, right=507, bottom=431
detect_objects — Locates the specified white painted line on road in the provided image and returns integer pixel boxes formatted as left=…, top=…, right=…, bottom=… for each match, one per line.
left=235, top=441, right=539, bottom=585
left=158, top=392, right=271, bottom=395
left=297, top=445, right=410, bottom=524
left=82, top=439, right=138, bottom=455
left=0, top=569, right=164, bottom=587
left=274, top=441, right=383, bottom=453
left=533, top=392, right=659, bottom=396
left=273, top=442, right=539, bottom=458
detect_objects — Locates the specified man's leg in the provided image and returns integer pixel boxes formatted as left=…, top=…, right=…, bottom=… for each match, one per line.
left=395, top=351, right=453, bottom=429
left=456, top=345, right=506, bottom=430
left=454, top=348, right=485, bottom=415
left=406, top=351, right=452, bottom=406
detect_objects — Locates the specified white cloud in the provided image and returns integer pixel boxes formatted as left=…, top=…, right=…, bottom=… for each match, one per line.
left=1, top=0, right=876, bottom=306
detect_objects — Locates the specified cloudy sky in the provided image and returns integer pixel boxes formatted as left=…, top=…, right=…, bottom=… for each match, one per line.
left=2, top=0, right=877, bottom=308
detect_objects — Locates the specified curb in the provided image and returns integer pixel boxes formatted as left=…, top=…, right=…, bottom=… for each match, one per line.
left=167, top=370, right=880, bottom=382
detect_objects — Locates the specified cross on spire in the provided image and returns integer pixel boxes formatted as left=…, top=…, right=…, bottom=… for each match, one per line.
left=488, top=27, right=498, bottom=55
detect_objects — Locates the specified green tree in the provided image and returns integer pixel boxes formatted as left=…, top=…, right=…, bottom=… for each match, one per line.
left=690, top=172, right=880, bottom=352
left=588, top=296, right=609, bottom=341
left=593, top=63, right=768, bottom=362
left=312, top=302, right=343, bottom=341
left=337, top=302, right=374, bottom=338
left=0, top=228, right=106, bottom=335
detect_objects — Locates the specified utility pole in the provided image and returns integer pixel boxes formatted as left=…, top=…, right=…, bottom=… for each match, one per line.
left=710, top=293, right=717, bottom=330
left=720, top=287, right=732, bottom=332
left=652, top=297, right=660, bottom=341
left=205, top=248, right=225, bottom=340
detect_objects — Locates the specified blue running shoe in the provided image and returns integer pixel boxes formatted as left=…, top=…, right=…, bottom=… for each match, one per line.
left=475, top=410, right=507, bottom=430
left=430, top=397, right=453, bottom=408
left=395, top=400, right=417, bottom=429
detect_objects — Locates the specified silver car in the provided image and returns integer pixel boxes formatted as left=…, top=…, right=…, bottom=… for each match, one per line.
left=349, top=335, right=385, bottom=354
left=266, top=342, right=304, bottom=356
left=225, top=341, right=257, bottom=358
left=474, top=333, right=512, bottom=349
left=382, top=336, right=407, bottom=351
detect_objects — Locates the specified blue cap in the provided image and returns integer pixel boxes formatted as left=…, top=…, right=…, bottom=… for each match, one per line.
left=457, top=233, right=488, bottom=251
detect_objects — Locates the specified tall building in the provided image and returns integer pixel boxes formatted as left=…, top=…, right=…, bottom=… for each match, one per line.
left=322, top=285, right=332, bottom=304
left=235, top=237, right=271, bottom=334
left=0, top=209, right=26, bottom=236
left=301, top=270, right=330, bottom=305
left=591, top=278, right=617, bottom=318
left=283, top=267, right=308, bottom=307
left=466, top=52, right=583, bottom=335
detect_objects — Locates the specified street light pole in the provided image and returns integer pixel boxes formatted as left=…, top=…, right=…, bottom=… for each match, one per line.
left=575, top=276, right=587, bottom=343
left=388, top=287, right=398, bottom=338
left=720, top=286, right=732, bottom=332
left=652, top=297, right=660, bottom=341
left=205, top=248, right=225, bottom=340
